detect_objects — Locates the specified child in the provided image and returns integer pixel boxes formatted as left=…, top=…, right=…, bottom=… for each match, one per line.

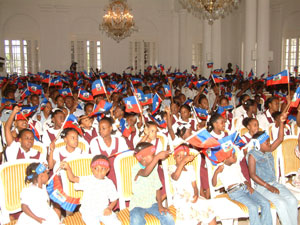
left=257, top=97, right=280, bottom=131
left=48, top=128, right=82, bottom=172
left=235, top=99, right=258, bottom=132
left=269, top=111, right=291, bottom=141
left=169, top=145, right=216, bottom=225
left=212, top=151, right=272, bottom=225
left=130, top=142, right=174, bottom=225
left=79, top=115, right=98, bottom=144
left=60, top=155, right=121, bottom=225
left=248, top=112, right=298, bottom=225
left=241, top=118, right=259, bottom=143
left=17, top=163, right=61, bottom=225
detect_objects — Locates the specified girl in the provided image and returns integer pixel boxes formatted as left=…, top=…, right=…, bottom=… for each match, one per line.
left=169, top=145, right=216, bottom=225
left=170, top=101, right=180, bottom=125
left=122, top=113, right=140, bottom=150
left=173, top=105, right=198, bottom=133
left=235, top=99, right=258, bottom=132
left=90, top=117, right=129, bottom=187
left=32, top=101, right=53, bottom=132
left=79, top=115, right=98, bottom=144
left=248, top=112, right=298, bottom=225
left=42, top=109, right=65, bottom=150
left=48, top=128, right=83, bottom=172
left=269, top=111, right=291, bottom=141
left=241, top=118, right=259, bottom=143
left=219, top=96, right=233, bottom=132
left=17, top=163, right=61, bottom=225
left=232, top=94, right=250, bottom=118
left=257, top=97, right=280, bottom=131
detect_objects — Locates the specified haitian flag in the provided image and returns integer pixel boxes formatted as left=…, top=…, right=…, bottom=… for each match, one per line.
left=213, top=69, right=224, bottom=75
left=20, top=89, right=31, bottom=100
left=224, top=92, right=232, bottom=101
left=163, top=84, right=172, bottom=97
left=92, top=79, right=106, bottom=96
left=59, top=88, right=73, bottom=98
left=205, top=132, right=237, bottom=165
left=290, top=86, right=300, bottom=108
left=266, top=70, right=289, bottom=86
left=211, top=74, right=228, bottom=83
left=124, top=96, right=141, bottom=113
left=149, top=115, right=167, bottom=129
left=135, top=88, right=144, bottom=102
left=41, top=74, right=50, bottom=83
left=194, top=107, right=208, bottom=120
left=274, top=91, right=287, bottom=101
left=99, top=72, right=108, bottom=79
left=29, top=122, right=41, bottom=141
left=207, top=62, right=214, bottom=69
left=50, top=77, right=63, bottom=88
left=78, top=89, right=93, bottom=101
left=158, top=64, right=164, bottom=72
left=131, top=77, right=143, bottom=84
left=152, top=93, right=162, bottom=115
left=110, top=81, right=118, bottom=89
left=287, top=115, right=296, bottom=124
left=119, top=118, right=132, bottom=138
left=63, top=114, right=83, bottom=135
left=191, top=65, right=198, bottom=72
left=40, top=98, right=49, bottom=111
left=184, top=99, right=193, bottom=106
left=193, top=80, right=209, bottom=89
left=0, top=77, right=7, bottom=88
left=18, top=106, right=38, bottom=118
left=27, top=82, right=43, bottom=95
left=89, top=100, right=112, bottom=116
left=140, top=93, right=153, bottom=106
left=47, top=174, right=80, bottom=212
left=112, top=83, right=123, bottom=93
left=234, top=134, right=246, bottom=150
left=217, top=105, right=234, bottom=118
left=248, top=69, right=254, bottom=82
left=1, top=98, right=16, bottom=110
left=186, top=129, right=220, bottom=149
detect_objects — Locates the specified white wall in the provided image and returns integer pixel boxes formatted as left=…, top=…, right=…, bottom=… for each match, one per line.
left=3, top=0, right=296, bottom=75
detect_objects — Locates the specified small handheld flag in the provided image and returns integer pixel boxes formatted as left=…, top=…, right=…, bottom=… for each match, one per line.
left=186, top=129, right=220, bottom=149
left=290, top=86, right=300, bottom=108
left=124, top=96, right=141, bottom=114
left=207, top=62, right=214, bottom=69
left=152, top=93, right=162, bottom=115
left=27, top=82, right=43, bottom=95
left=63, top=114, right=83, bottom=135
left=266, top=70, right=289, bottom=86
left=119, top=118, right=132, bottom=138
left=89, top=100, right=112, bottom=116
left=59, top=88, right=73, bottom=98
left=91, top=79, right=106, bottom=96
left=78, top=89, right=93, bottom=101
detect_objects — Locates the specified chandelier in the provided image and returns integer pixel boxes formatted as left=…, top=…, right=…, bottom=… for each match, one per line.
left=179, top=0, right=240, bottom=24
left=99, top=0, right=138, bottom=43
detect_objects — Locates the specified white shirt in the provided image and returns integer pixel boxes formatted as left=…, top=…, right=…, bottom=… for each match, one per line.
left=217, top=161, right=246, bottom=190
left=42, top=127, right=60, bottom=151
left=90, top=135, right=129, bottom=156
left=257, top=109, right=274, bottom=132
left=75, top=176, right=118, bottom=217
left=232, top=105, right=246, bottom=119
left=6, top=141, right=47, bottom=163
left=17, top=184, right=60, bottom=225
left=53, top=146, right=82, bottom=171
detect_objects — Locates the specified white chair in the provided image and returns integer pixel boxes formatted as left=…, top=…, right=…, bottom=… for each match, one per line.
left=0, top=159, right=39, bottom=224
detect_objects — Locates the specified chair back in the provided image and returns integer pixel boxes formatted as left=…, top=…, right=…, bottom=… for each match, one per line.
left=55, top=137, right=89, bottom=153
left=0, top=159, right=38, bottom=224
left=205, top=156, right=224, bottom=198
left=162, top=149, right=201, bottom=206
left=61, top=156, right=93, bottom=199
left=114, top=151, right=138, bottom=209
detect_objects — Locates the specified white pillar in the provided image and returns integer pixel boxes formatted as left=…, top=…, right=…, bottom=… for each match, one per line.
left=202, top=20, right=212, bottom=78
left=244, top=0, right=257, bottom=73
left=178, top=9, right=188, bottom=71
left=257, top=0, right=270, bottom=76
left=212, top=19, right=221, bottom=69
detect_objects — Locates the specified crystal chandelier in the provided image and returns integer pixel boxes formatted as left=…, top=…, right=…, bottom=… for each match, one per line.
left=179, top=0, right=240, bottom=24
left=99, top=0, right=138, bottom=43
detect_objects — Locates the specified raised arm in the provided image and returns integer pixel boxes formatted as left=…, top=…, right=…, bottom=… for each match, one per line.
left=270, top=111, right=288, bottom=152
left=165, top=107, right=175, bottom=140
left=60, top=161, right=79, bottom=183
left=212, top=164, right=224, bottom=187
left=171, top=155, right=194, bottom=181
left=4, top=106, right=21, bottom=146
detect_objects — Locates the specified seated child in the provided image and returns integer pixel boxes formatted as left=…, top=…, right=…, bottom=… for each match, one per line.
left=213, top=151, right=272, bottom=225
left=17, top=163, right=61, bottom=225
left=169, top=145, right=216, bottom=225
left=130, top=142, right=174, bottom=225
left=79, top=115, right=98, bottom=144
left=60, top=155, right=121, bottom=225
left=248, top=111, right=298, bottom=225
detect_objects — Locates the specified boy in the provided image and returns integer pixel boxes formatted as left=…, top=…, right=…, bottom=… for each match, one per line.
left=60, top=155, right=121, bottom=225
left=130, top=142, right=174, bottom=225
left=212, top=150, right=272, bottom=225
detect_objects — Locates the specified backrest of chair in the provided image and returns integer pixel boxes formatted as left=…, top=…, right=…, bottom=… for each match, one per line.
left=55, top=137, right=89, bottom=153
left=280, top=136, right=300, bottom=177
left=162, top=149, right=201, bottom=206
left=62, top=156, right=92, bottom=199
left=205, top=156, right=224, bottom=198
left=0, top=160, right=38, bottom=223
left=239, top=127, right=248, bottom=136
left=157, top=133, right=167, bottom=151
left=114, top=151, right=138, bottom=209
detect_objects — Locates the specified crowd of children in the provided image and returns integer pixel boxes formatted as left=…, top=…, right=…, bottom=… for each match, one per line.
left=0, top=67, right=299, bottom=225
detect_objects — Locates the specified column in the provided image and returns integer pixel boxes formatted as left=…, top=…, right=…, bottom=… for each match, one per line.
left=202, top=20, right=212, bottom=78
left=212, top=19, right=221, bottom=69
left=244, top=0, right=257, bottom=74
left=257, top=0, right=270, bottom=76
left=178, top=9, right=188, bottom=71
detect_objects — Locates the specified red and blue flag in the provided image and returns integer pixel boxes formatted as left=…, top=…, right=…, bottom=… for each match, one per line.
left=50, top=77, right=63, bottom=87
left=193, top=80, right=209, bottom=88
left=149, top=115, right=167, bottom=129
left=211, top=74, right=228, bottom=83
left=78, top=89, right=93, bottom=101
left=194, top=107, right=208, bottom=120
left=27, top=82, right=43, bottom=95
left=266, top=70, right=289, bottom=86
left=63, top=114, right=83, bottom=135
left=207, top=62, right=214, bottom=69
left=186, top=129, right=220, bottom=149
left=124, top=96, right=141, bottom=114
left=59, top=88, right=73, bottom=98
left=152, top=93, right=162, bottom=115
left=89, top=100, right=112, bottom=116
left=92, top=79, right=106, bottom=96
left=290, top=86, right=300, bottom=108
left=163, top=84, right=172, bottom=97
left=140, top=93, right=153, bottom=106
left=1, top=98, right=16, bottom=110
left=21, top=89, right=31, bottom=100
left=119, top=118, right=132, bottom=138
